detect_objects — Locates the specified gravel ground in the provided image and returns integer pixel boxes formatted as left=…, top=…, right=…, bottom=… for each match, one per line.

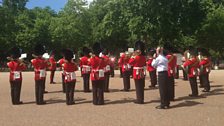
left=0, top=70, right=224, bottom=126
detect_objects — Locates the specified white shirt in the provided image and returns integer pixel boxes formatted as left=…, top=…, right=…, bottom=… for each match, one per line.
left=152, top=54, right=168, bottom=72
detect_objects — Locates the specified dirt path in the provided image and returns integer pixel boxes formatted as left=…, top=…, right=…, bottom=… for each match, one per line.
left=0, top=70, right=223, bottom=126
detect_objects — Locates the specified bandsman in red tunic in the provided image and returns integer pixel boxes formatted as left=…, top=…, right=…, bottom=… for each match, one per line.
left=129, top=41, right=146, bottom=104
left=146, top=49, right=157, bottom=88
left=101, top=49, right=111, bottom=92
left=183, top=49, right=199, bottom=97
left=199, top=48, right=211, bottom=92
left=88, top=43, right=106, bottom=105
left=118, top=53, right=124, bottom=78
left=109, top=55, right=116, bottom=77
left=80, top=47, right=91, bottom=92
left=62, top=49, right=78, bottom=105
left=49, top=50, right=56, bottom=84
left=166, top=49, right=176, bottom=101
left=31, top=44, right=49, bottom=105
left=121, top=52, right=131, bottom=91
left=58, top=50, right=66, bottom=93
left=7, top=47, right=27, bottom=105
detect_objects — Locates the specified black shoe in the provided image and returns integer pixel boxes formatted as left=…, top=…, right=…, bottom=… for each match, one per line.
left=156, top=105, right=165, bottom=109
left=156, top=105, right=169, bottom=109
left=199, top=85, right=204, bottom=88
left=120, top=89, right=129, bottom=91
left=202, top=89, right=209, bottom=92
left=189, top=94, right=198, bottom=97
left=134, top=101, right=144, bottom=104
left=104, top=90, right=110, bottom=93
left=170, top=99, right=175, bottom=101
left=149, top=85, right=156, bottom=88
left=84, top=90, right=91, bottom=93
left=67, top=102, right=75, bottom=105
left=13, top=101, right=23, bottom=105
left=38, top=101, right=46, bottom=105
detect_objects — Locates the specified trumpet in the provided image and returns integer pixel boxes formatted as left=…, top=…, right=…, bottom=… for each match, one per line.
left=7, top=56, right=28, bottom=66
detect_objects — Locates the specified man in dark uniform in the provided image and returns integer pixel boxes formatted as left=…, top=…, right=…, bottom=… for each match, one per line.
left=58, top=50, right=66, bottom=93
left=102, top=49, right=111, bottom=92
left=7, top=47, right=27, bottom=105
left=183, top=49, right=199, bottom=97
left=49, top=50, right=56, bottom=84
left=129, top=41, right=146, bottom=104
left=88, top=43, right=106, bottom=105
left=146, top=49, right=157, bottom=88
left=199, top=48, right=211, bottom=92
left=121, top=52, right=131, bottom=91
left=80, top=47, right=91, bottom=92
left=31, top=44, right=49, bottom=105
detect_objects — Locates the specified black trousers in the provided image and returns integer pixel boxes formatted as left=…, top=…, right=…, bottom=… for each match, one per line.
left=35, top=80, right=45, bottom=104
left=92, top=80, right=104, bottom=105
left=104, top=72, right=110, bottom=92
left=122, top=71, right=130, bottom=91
left=119, top=67, right=123, bottom=78
left=134, top=78, right=145, bottom=103
left=82, top=74, right=90, bottom=92
left=189, top=77, right=198, bottom=96
left=201, top=73, right=210, bottom=91
left=175, top=66, right=179, bottom=79
left=183, top=69, right=188, bottom=80
left=65, top=82, right=75, bottom=105
left=168, top=76, right=175, bottom=100
left=62, top=74, right=66, bottom=93
left=110, top=67, right=115, bottom=77
left=50, top=70, right=55, bottom=83
left=130, top=66, right=133, bottom=77
left=149, top=70, right=157, bottom=87
left=10, top=81, right=22, bottom=105
left=199, top=75, right=204, bottom=87
left=158, top=71, right=170, bottom=107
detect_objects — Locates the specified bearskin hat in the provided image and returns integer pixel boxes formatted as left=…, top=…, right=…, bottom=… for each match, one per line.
left=134, top=40, right=145, bottom=55
left=200, top=48, right=210, bottom=57
left=102, top=49, right=109, bottom=55
left=34, top=44, right=46, bottom=56
left=189, top=48, right=198, bottom=56
left=64, top=49, right=74, bottom=61
left=82, top=46, right=91, bottom=56
left=92, top=42, right=103, bottom=56
left=9, top=46, right=22, bottom=59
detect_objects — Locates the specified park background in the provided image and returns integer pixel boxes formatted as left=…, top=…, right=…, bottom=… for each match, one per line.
left=0, top=0, right=224, bottom=65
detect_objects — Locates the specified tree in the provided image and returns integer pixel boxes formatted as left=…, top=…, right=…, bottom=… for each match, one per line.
left=197, top=5, right=224, bottom=54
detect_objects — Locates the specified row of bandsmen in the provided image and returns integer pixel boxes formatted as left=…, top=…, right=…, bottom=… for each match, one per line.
left=6, top=42, right=211, bottom=109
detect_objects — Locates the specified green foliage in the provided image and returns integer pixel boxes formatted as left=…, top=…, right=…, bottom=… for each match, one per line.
left=0, top=0, right=224, bottom=59
left=197, top=4, right=224, bottom=53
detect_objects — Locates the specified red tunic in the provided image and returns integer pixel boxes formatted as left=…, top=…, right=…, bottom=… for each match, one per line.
left=102, top=55, right=111, bottom=73
left=118, top=54, right=125, bottom=67
left=63, top=62, right=78, bottom=83
left=80, top=56, right=91, bottom=74
left=7, top=60, right=26, bottom=81
left=166, top=54, right=176, bottom=77
left=110, top=57, right=116, bottom=68
left=31, top=57, right=49, bottom=80
left=199, top=58, right=211, bottom=75
left=121, top=57, right=131, bottom=73
left=58, top=58, right=65, bottom=75
left=48, top=56, right=56, bottom=71
left=129, top=55, right=146, bottom=79
left=146, top=58, right=155, bottom=72
left=88, top=56, right=106, bottom=81
left=183, top=57, right=199, bottom=78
